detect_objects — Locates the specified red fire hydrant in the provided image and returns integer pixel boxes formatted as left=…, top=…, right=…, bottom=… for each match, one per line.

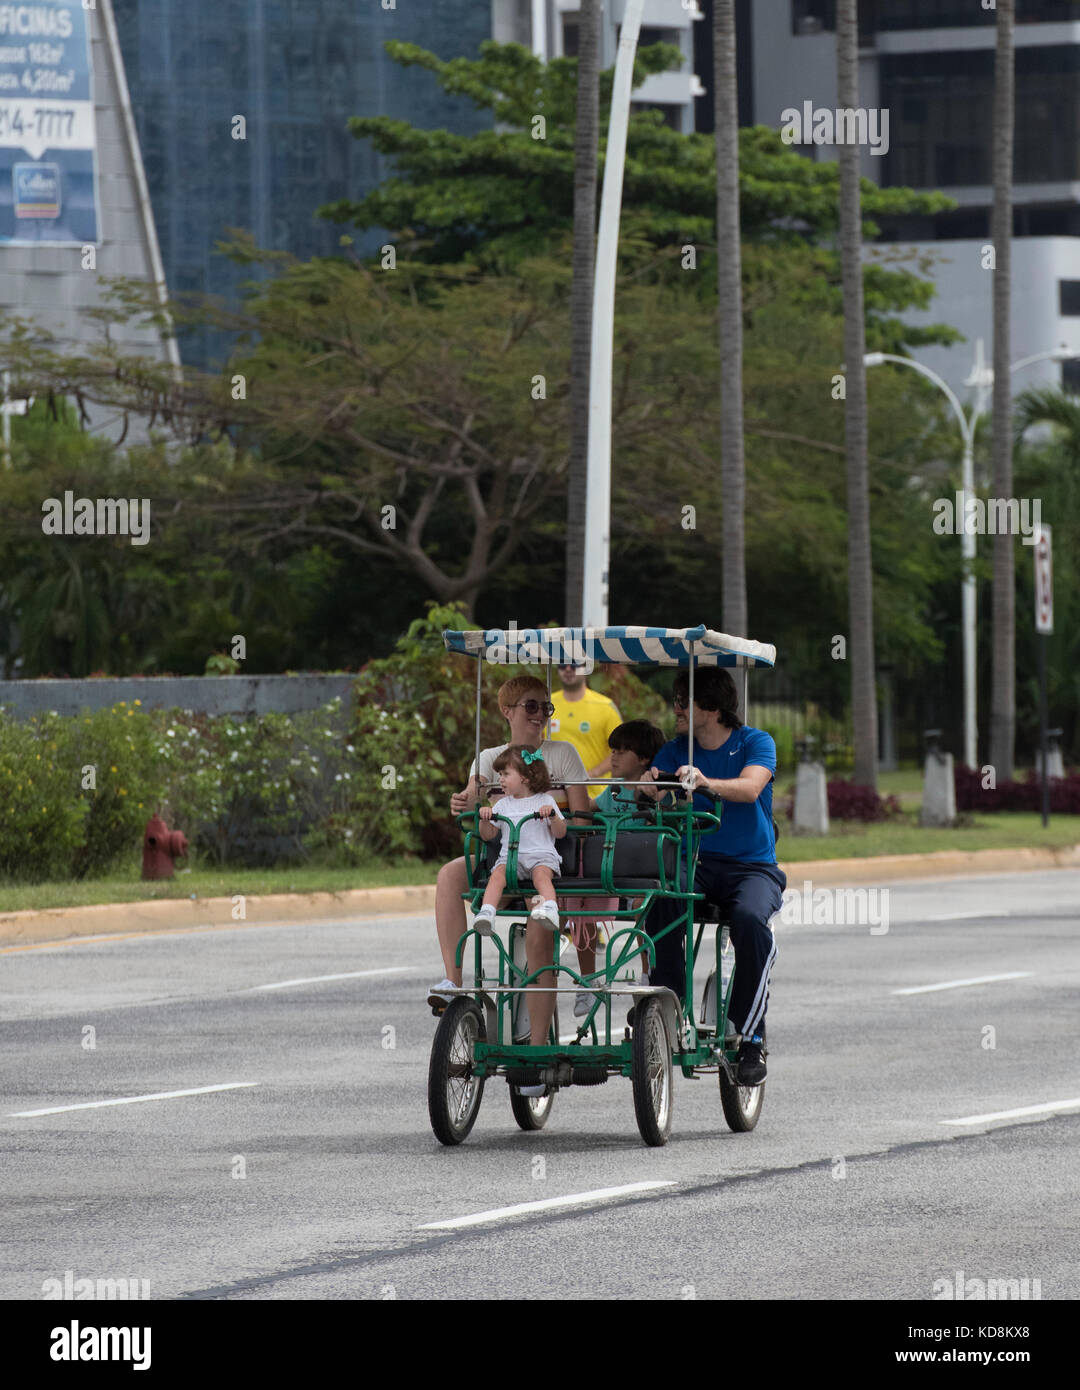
left=142, top=814, right=188, bottom=880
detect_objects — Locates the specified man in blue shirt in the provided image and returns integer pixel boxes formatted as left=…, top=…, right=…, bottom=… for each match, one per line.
left=640, top=666, right=785, bottom=1086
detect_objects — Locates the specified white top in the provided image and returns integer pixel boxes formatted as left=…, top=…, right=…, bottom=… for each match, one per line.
left=469, top=740, right=587, bottom=799
left=490, top=793, right=563, bottom=867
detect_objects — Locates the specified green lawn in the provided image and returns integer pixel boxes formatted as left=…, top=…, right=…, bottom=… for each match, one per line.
left=0, top=859, right=440, bottom=915
left=777, top=812, right=1080, bottom=861
left=776, top=765, right=937, bottom=810
left=4, top=805, right=1077, bottom=914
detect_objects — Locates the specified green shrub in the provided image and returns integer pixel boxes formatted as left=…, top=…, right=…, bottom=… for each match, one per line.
left=56, top=702, right=170, bottom=875
left=0, top=711, right=87, bottom=881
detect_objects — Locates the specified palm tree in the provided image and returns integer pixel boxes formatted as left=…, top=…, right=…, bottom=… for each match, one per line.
left=1014, top=386, right=1080, bottom=467
left=990, top=0, right=1016, bottom=778
left=565, top=0, right=600, bottom=626
left=837, top=0, right=877, bottom=788
left=714, top=0, right=746, bottom=641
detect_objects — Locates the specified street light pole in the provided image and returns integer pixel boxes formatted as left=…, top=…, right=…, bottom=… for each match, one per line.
left=865, top=350, right=977, bottom=768
left=582, top=0, right=644, bottom=629
left=865, top=341, right=1079, bottom=771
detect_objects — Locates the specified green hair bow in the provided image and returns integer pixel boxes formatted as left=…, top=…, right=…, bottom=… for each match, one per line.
left=521, top=748, right=545, bottom=765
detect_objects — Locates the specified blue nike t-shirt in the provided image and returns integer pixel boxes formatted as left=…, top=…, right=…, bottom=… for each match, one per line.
left=653, top=725, right=778, bottom=863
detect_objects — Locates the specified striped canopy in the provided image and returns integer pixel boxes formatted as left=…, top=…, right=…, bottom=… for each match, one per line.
left=442, top=624, right=776, bottom=669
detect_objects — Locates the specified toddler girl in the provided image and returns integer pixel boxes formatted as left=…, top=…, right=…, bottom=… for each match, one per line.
left=475, top=744, right=566, bottom=931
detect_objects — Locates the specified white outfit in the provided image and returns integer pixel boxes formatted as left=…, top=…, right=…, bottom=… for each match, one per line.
left=470, top=739, right=587, bottom=799
left=491, top=793, right=564, bottom=876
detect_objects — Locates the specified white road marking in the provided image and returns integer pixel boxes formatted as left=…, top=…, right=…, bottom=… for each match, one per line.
left=925, top=910, right=1009, bottom=921
left=8, top=1082, right=260, bottom=1118
left=251, top=966, right=419, bottom=991
left=418, top=1181, right=675, bottom=1230
left=893, top=971, right=1032, bottom=995
left=942, top=1097, right=1080, bottom=1127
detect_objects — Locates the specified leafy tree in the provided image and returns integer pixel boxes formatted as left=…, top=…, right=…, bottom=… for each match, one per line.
left=322, top=38, right=957, bottom=348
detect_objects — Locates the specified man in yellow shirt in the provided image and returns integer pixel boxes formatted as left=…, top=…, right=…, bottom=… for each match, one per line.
left=549, top=663, right=622, bottom=799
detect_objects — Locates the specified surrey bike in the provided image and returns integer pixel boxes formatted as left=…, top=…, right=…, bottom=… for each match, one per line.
left=427, top=623, right=776, bottom=1148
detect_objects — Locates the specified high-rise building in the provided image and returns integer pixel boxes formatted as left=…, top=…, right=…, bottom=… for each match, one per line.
left=111, top=0, right=495, bottom=367
left=750, top=1, right=1080, bottom=398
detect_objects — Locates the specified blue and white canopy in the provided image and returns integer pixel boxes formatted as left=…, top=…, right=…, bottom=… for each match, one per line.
left=442, top=624, right=775, bottom=669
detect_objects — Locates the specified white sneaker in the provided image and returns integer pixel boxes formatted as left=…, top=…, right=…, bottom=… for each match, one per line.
left=427, top=978, right=457, bottom=1013
left=574, top=990, right=598, bottom=1018
left=530, top=900, right=560, bottom=928
left=473, top=907, right=496, bottom=937
left=517, top=1083, right=547, bottom=1098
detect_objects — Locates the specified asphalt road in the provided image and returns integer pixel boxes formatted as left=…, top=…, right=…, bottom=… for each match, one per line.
left=2, top=870, right=1078, bottom=1302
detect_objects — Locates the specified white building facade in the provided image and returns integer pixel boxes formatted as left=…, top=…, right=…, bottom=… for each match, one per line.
left=749, top=1, right=1080, bottom=401
left=494, top=0, right=706, bottom=135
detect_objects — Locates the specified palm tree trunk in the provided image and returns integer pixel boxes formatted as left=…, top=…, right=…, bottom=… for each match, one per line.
left=990, top=0, right=1015, bottom=778
left=565, top=0, right=600, bottom=626
left=714, top=0, right=746, bottom=640
left=837, top=0, right=878, bottom=789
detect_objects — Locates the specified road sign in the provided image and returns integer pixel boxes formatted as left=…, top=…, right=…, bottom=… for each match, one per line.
left=1034, top=525, right=1053, bottom=635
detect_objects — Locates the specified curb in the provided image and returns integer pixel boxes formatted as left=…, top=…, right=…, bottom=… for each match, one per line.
left=778, top=844, right=1080, bottom=885
left=0, top=886, right=437, bottom=947
left=3, top=845, right=1079, bottom=947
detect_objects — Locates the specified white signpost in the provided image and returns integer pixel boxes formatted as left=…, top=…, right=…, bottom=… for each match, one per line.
left=1034, top=525, right=1052, bottom=826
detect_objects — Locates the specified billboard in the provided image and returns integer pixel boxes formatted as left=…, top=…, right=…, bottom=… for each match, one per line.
left=0, top=1, right=98, bottom=245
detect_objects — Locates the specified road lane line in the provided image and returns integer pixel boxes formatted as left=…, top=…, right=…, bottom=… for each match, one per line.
left=251, top=966, right=419, bottom=991
left=925, top=911, right=1009, bottom=921
left=418, top=1181, right=674, bottom=1230
left=8, top=1082, right=260, bottom=1118
left=893, top=971, right=1032, bottom=995
left=942, top=1097, right=1080, bottom=1127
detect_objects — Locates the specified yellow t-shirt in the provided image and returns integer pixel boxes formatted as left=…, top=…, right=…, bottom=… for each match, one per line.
left=549, top=687, right=622, bottom=798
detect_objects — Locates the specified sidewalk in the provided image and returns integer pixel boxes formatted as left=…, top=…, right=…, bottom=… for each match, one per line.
left=4, top=844, right=1079, bottom=948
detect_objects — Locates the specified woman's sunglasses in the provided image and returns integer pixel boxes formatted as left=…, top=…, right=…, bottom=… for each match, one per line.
left=513, top=699, right=556, bottom=717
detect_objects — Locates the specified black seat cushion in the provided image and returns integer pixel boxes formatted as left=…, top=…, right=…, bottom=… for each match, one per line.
left=575, top=830, right=675, bottom=891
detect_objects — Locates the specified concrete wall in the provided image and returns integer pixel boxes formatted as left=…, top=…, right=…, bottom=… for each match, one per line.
left=0, top=674, right=356, bottom=720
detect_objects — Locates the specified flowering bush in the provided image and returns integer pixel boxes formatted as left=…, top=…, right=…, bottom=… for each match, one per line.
left=0, top=700, right=357, bottom=880
left=825, top=780, right=903, bottom=821
left=954, top=765, right=1080, bottom=814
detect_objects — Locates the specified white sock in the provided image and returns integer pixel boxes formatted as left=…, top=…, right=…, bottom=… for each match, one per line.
left=640, top=971, right=650, bottom=985
left=477, top=904, right=496, bottom=919
left=543, top=899, right=557, bottom=910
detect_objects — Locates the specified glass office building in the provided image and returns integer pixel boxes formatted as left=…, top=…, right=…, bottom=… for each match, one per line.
left=111, top=0, right=494, bottom=367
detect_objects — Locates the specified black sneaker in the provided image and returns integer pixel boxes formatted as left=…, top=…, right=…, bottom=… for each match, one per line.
left=736, top=1034, right=767, bottom=1086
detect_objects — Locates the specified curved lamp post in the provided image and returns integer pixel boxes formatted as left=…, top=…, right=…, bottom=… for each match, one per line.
left=865, top=344, right=1079, bottom=769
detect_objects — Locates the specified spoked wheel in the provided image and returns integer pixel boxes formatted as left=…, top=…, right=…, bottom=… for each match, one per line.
left=428, top=997, right=486, bottom=1146
left=509, top=1084, right=555, bottom=1131
left=630, top=996, right=673, bottom=1147
left=719, top=1024, right=766, bottom=1133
